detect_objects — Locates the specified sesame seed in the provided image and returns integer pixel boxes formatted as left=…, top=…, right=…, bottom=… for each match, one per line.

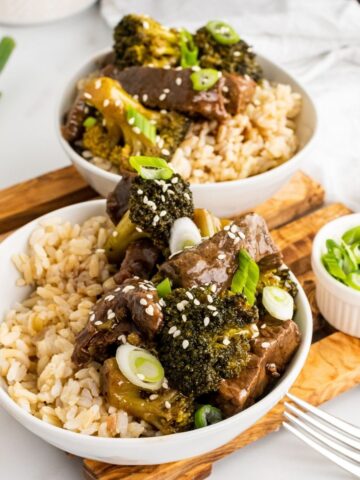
left=84, top=92, right=92, bottom=99
left=184, top=193, right=191, bottom=200
left=137, top=373, right=145, bottom=380
left=228, top=232, right=236, bottom=239
left=82, top=150, right=93, bottom=158
left=169, top=326, right=177, bottom=334
left=96, top=248, right=105, bottom=254
left=143, top=196, right=148, bottom=204
left=89, top=313, right=95, bottom=322
left=175, top=77, right=182, bottom=86
left=234, top=237, right=240, bottom=245
left=233, top=51, right=241, bottom=57
left=128, top=117, right=135, bottom=125
left=162, top=380, right=169, bottom=389
left=159, top=298, right=166, bottom=307
left=146, top=294, right=153, bottom=299
left=94, top=320, right=102, bottom=326
left=207, top=305, right=216, bottom=311
left=163, top=88, right=170, bottom=93
left=261, top=342, right=271, bottom=349
left=160, top=210, right=167, bottom=217
left=115, top=99, right=122, bottom=107
left=194, top=299, right=200, bottom=306
left=182, top=340, right=189, bottom=349
left=207, top=295, right=213, bottom=303
left=191, top=65, right=201, bottom=71
left=118, top=334, right=126, bottom=343
left=143, top=20, right=149, bottom=29
left=107, top=310, right=116, bottom=320
left=165, top=401, right=171, bottom=409
left=204, top=317, right=210, bottom=326
left=171, top=176, right=178, bottom=184
left=136, top=226, right=143, bottom=233
left=261, top=324, right=267, bottom=329
left=212, top=311, right=218, bottom=316
left=160, top=109, right=167, bottom=114
left=173, top=329, right=181, bottom=338
left=153, top=214, right=160, bottom=223
left=163, top=65, right=171, bottom=69
left=186, top=292, right=194, bottom=300
left=224, top=225, right=230, bottom=231
left=161, top=148, right=170, bottom=156
left=161, top=195, right=166, bottom=202
left=115, top=287, right=121, bottom=292
left=133, top=126, right=141, bottom=134
left=223, top=337, right=230, bottom=346
left=140, top=298, right=147, bottom=306
left=112, top=231, right=118, bottom=237
left=181, top=314, right=187, bottom=322
left=146, top=305, right=154, bottom=316
left=159, top=93, right=167, bottom=101
left=95, top=79, right=102, bottom=89
left=142, top=94, right=148, bottom=102
left=103, top=99, right=110, bottom=107
left=230, top=225, right=238, bottom=233
left=137, top=189, right=143, bottom=194
left=222, top=85, right=229, bottom=93
left=238, top=231, right=245, bottom=239
left=149, top=394, right=158, bottom=401
left=210, top=284, right=217, bottom=293
left=218, top=253, right=226, bottom=260
left=105, top=295, right=115, bottom=302
left=133, top=94, right=139, bottom=100
left=122, top=285, right=135, bottom=293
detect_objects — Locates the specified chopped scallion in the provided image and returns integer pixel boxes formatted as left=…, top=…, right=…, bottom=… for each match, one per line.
left=129, top=156, right=174, bottom=180
left=0, top=36, right=15, bottom=73
left=156, top=278, right=172, bottom=298
left=231, top=249, right=259, bottom=306
left=83, top=116, right=97, bottom=128
left=126, top=106, right=156, bottom=144
left=194, top=404, right=222, bottom=428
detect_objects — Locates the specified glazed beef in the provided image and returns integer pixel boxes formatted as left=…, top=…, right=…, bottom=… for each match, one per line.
left=114, top=238, right=161, bottom=285
left=102, top=65, right=256, bottom=121
left=159, top=213, right=282, bottom=291
left=72, top=278, right=163, bottom=367
left=106, top=172, right=135, bottom=225
left=216, top=318, right=301, bottom=416
left=61, top=93, right=87, bottom=142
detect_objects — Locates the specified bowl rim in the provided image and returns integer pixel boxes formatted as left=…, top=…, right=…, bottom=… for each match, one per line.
left=56, top=47, right=318, bottom=192
left=0, top=199, right=313, bottom=446
left=312, top=212, right=360, bottom=301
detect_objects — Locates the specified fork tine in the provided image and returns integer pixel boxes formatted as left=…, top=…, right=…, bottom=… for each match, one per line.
left=283, top=422, right=360, bottom=478
left=287, top=393, right=360, bottom=439
left=284, top=402, right=360, bottom=450
left=284, top=411, right=360, bottom=463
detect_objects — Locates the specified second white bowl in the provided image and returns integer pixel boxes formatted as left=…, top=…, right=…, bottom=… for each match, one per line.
left=57, top=49, right=318, bottom=217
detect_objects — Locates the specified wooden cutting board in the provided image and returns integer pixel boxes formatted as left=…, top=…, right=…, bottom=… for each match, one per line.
left=1, top=167, right=360, bottom=480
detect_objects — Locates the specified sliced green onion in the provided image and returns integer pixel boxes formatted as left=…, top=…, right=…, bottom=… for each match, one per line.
left=126, top=106, right=156, bottom=145
left=262, top=286, right=294, bottom=321
left=169, top=217, right=202, bottom=254
left=231, top=249, right=259, bottom=306
left=179, top=29, right=199, bottom=68
left=0, top=36, right=15, bottom=73
left=156, top=278, right=172, bottom=298
left=344, top=271, right=360, bottom=291
left=325, top=239, right=342, bottom=260
left=350, top=242, right=360, bottom=263
left=129, top=156, right=174, bottom=180
left=322, top=252, right=346, bottom=280
left=83, top=116, right=97, bottom=128
left=190, top=68, right=220, bottom=91
left=194, top=405, right=222, bottom=428
left=116, top=344, right=164, bottom=391
left=341, top=240, right=358, bottom=274
left=342, top=226, right=360, bottom=245
left=206, top=20, right=240, bottom=45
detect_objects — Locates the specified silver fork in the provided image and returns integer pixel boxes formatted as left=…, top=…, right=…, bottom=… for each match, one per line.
left=283, top=393, right=360, bottom=478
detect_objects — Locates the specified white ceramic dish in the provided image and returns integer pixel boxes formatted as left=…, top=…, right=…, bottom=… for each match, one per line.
left=312, top=213, right=360, bottom=338
left=0, top=200, right=312, bottom=464
left=57, top=49, right=318, bottom=217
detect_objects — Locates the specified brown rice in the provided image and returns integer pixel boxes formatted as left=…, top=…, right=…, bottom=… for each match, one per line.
left=0, top=216, right=158, bottom=437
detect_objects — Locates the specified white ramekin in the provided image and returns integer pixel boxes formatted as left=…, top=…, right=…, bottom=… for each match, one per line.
left=312, top=213, right=360, bottom=338
left=0, top=200, right=312, bottom=465
left=57, top=49, right=318, bottom=217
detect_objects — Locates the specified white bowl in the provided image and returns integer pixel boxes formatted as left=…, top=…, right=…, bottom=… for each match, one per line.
left=57, top=49, right=318, bottom=217
left=0, top=200, right=312, bottom=464
left=312, top=213, right=360, bottom=338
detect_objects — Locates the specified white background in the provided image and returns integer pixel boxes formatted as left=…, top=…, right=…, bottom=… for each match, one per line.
left=0, top=3, right=359, bottom=479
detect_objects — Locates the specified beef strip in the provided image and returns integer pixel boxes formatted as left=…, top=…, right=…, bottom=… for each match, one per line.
left=102, top=65, right=256, bottom=121
left=159, top=213, right=282, bottom=291
left=106, top=172, right=136, bottom=225
left=216, top=318, right=301, bottom=416
left=72, top=278, right=163, bottom=367
left=61, top=93, right=87, bottom=142
left=114, top=238, right=161, bottom=285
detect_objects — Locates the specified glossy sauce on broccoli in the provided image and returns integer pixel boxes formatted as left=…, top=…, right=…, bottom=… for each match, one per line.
left=157, top=286, right=258, bottom=397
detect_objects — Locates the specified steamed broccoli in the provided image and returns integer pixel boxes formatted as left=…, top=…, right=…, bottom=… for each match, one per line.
left=129, top=173, right=194, bottom=248
left=81, top=77, right=190, bottom=169
left=194, top=26, right=262, bottom=81
left=157, top=287, right=258, bottom=397
left=113, top=14, right=181, bottom=69
left=103, top=358, right=194, bottom=434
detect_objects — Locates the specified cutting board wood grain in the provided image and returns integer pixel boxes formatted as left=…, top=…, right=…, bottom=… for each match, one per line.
left=1, top=167, right=358, bottom=480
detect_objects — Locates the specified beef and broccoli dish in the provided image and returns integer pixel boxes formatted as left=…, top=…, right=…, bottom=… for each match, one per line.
left=62, top=14, right=302, bottom=184
left=0, top=158, right=301, bottom=437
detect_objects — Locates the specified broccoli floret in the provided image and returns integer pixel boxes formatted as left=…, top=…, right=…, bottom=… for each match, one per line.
left=194, top=27, right=262, bottom=81
left=113, top=14, right=181, bottom=69
left=157, top=287, right=258, bottom=397
left=129, top=174, right=193, bottom=249
left=103, top=358, right=194, bottom=434
left=81, top=77, right=190, bottom=169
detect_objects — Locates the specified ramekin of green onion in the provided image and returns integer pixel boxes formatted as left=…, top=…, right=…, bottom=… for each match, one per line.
left=312, top=213, right=360, bottom=338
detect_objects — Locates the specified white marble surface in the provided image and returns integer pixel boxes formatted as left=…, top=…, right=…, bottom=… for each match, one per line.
left=0, top=4, right=359, bottom=479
